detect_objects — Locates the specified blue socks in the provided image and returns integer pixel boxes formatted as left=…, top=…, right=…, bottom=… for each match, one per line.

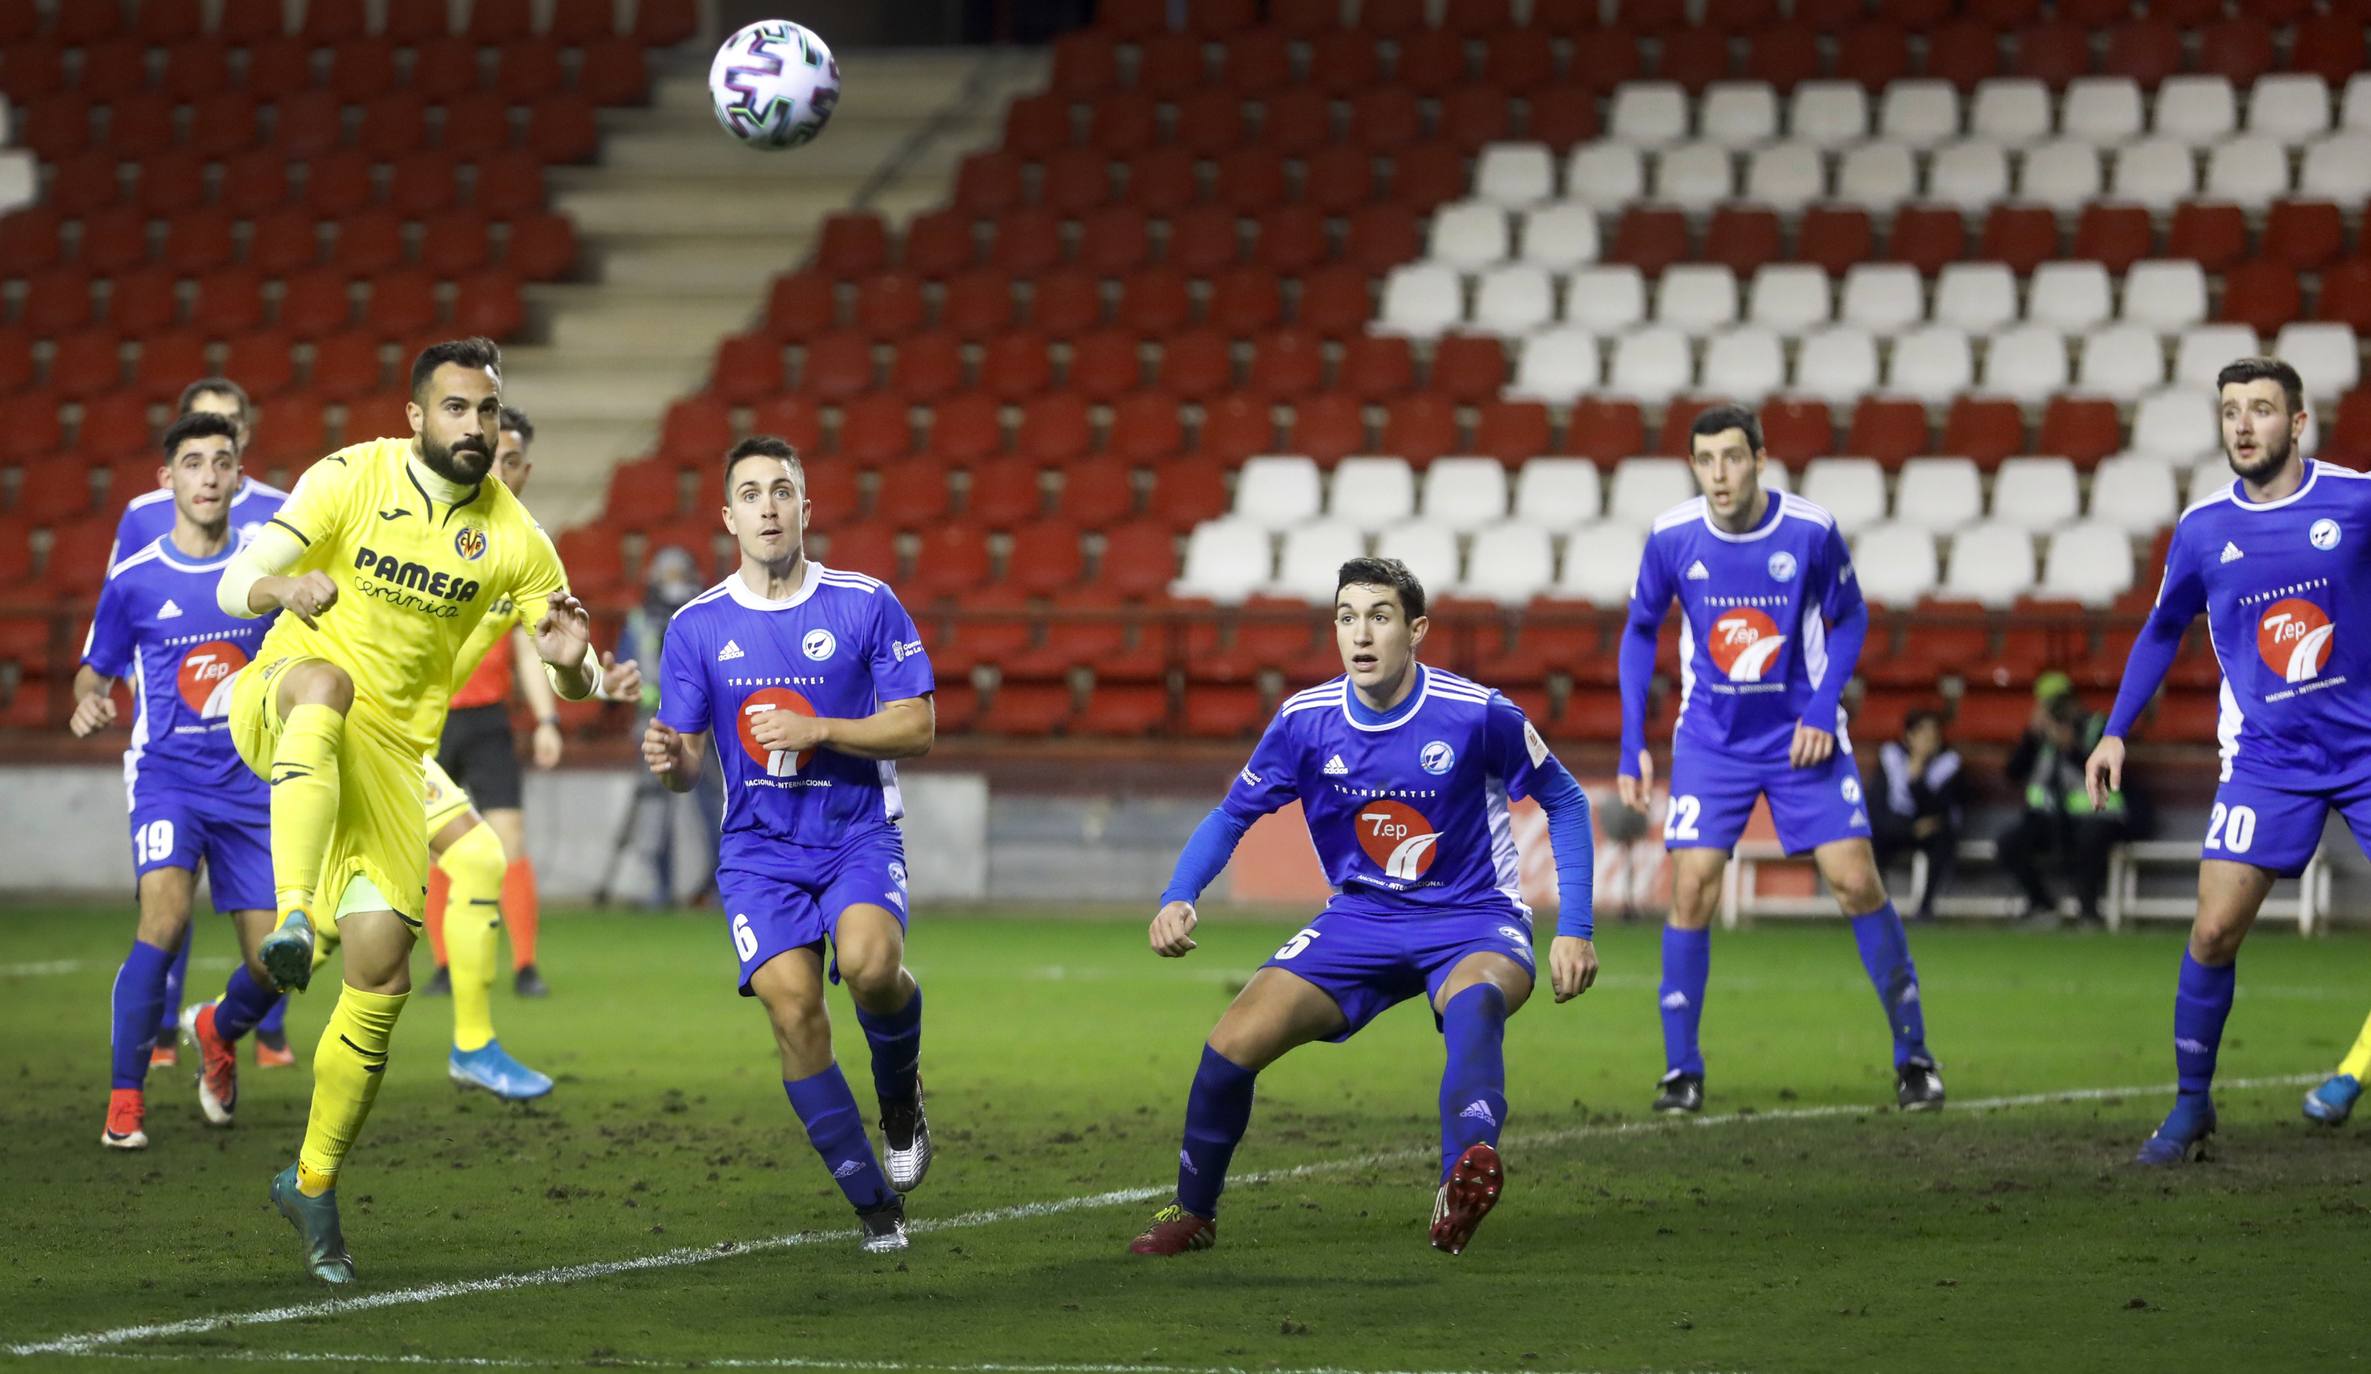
left=784, top=1065, right=894, bottom=1213
left=111, top=939, right=173, bottom=1090
left=154, top=927, right=191, bottom=1041
left=1659, top=925, right=1711, bottom=1077
left=258, top=982, right=289, bottom=1038
left=2174, top=952, right=2237, bottom=1098
left=1850, top=902, right=1930, bottom=1067
left=1176, top=1044, right=1257, bottom=1220
left=1438, top=984, right=1508, bottom=1182
left=852, top=984, right=923, bottom=1107
left=213, top=963, right=280, bottom=1044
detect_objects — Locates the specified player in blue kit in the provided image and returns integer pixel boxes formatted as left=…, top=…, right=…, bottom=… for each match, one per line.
left=91, top=378, right=297, bottom=1071
left=641, top=435, right=937, bottom=1253
left=1617, top=405, right=1942, bottom=1116
left=72, top=412, right=294, bottom=1148
left=1129, top=557, right=1598, bottom=1259
left=2084, top=358, right=2371, bottom=1163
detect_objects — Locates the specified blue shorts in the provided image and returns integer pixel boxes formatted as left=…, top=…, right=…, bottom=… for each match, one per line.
left=714, top=829, right=910, bottom=996
left=1261, top=902, right=1536, bottom=1041
left=127, top=784, right=273, bottom=912
left=1665, top=744, right=1872, bottom=855
left=2201, top=769, right=2371, bottom=878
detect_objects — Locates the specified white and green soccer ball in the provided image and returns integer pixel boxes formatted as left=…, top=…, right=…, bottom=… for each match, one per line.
left=708, top=19, right=841, bottom=150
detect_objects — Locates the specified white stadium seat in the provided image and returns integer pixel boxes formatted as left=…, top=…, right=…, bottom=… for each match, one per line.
left=2087, top=455, right=2180, bottom=535
left=1851, top=523, right=1942, bottom=606
left=1879, top=79, right=1961, bottom=149
left=1989, top=456, right=2082, bottom=532
left=1971, top=78, right=2054, bottom=147
left=1514, top=456, right=1604, bottom=524
left=1563, top=142, right=1647, bottom=210
left=2105, top=137, right=2197, bottom=212
left=1743, top=142, right=1826, bottom=212
left=1791, top=325, right=1882, bottom=404
left=2203, top=134, right=2292, bottom=202
left=1838, top=262, right=1924, bottom=335
left=1889, top=325, right=1978, bottom=405
left=1507, top=327, right=1602, bottom=403
left=1655, top=264, right=1740, bottom=332
left=1651, top=141, right=1737, bottom=211
left=1928, top=140, right=2013, bottom=212
left=1941, top=522, right=2037, bottom=607
left=1701, top=82, right=1780, bottom=147
left=2129, top=387, right=2215, bottom=462
left=2018, top=140, right=2103, bottom=213
left=1457, top=520, right=1558, bottom=605
left=1700, top=326, right=1787, bottom=404
left=1892, top=457, right=1984, bottom=534
left=2247, top=73, right=2333, bottom=143
left=1271, top=519, right=1368, bottom=598
left=1788, top=81, right=1870, bottom=149
left=1607, top=457, right=1699, bottom=527
left=1232, top=454, right=1324, bottom=529
left=1372, top=521, right=1462, bottom=589
left=1978, top=323, right=2069, bottom=404
left=1518, top=203, right=1600, bottom=270
left=2174, top=324, right=2262, bottom=390
left=1800, top=457, right=1889, bottom=534
left=1172, top=518, right=1274, bottom=603
left=1932, top=262, right=2020, bottom=335
left=2039, top=521, right=2137, bottom=606
left=2075, top=322, right=2167, bottom=395
left=1606, top=326, right=1696, bottom=404
left=2062, top=77, right=2146, bottom=145
left=1328, top=455, right=1417, bottom=529
left=1608, top=82, right=1691, bottom=146
left=1375, top=264, right=1464, bottom=338
left=1428, top=201, right=1511, bottom=270
left=1747, top=262, right=1832, bottom=334
left=2273, top=321, right=2362, bottom=399
left=2345, top=72, right=2371, bottom=131
left=1472, top=262, right=1558, bottom=336
left=1473, top=143, right=1557, bottom=207
left=2299, top=131, right=2371, bottom=201
left=1835, top=142, right=1918, bottom=212
left=2154, top=75, right=2238, bottom=147
left=2187, top=454, right=2235, bottom=505
left=1556, top=521, right=1648, bottom=605
left=1420, top=456, right=1511, bottom=531
left=2119, top=259, right=2208, bottom=330
left=1762, top=458, right=1792, bottom=493
left=1564, top=263, right=1649, bottom=334
left=0, top=150, right=33, bottom=217
left=2026, top=260, right=2115, bottom=333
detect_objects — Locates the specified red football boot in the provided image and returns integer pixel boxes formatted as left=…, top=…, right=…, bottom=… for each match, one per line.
left=101, top=1088, right=148, bottom=1150
left=182, top=1002, right=237, bottom=1126
left=1128, top=1202, right=1216, bottom=1256
left=1429, top=1141, right=1503, bottom=1256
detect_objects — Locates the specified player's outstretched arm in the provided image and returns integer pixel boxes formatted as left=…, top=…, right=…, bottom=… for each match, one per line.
left=2084, top=734, right=2126, bottom=812
left=1550, top=937, right=1598, bottom=1003
left=750, top=694, right=935, bottom=762
left=67, top=665, right=119, bottom=737
left=1149, top=900, right=1199, bottom=957
left=2093, top=527, right=2208, bottom=777
left=641, top=717, right=708, bottom=792
left=529, top=594, right=598, bottom=700
left=215, top=523, right=332, bottom=624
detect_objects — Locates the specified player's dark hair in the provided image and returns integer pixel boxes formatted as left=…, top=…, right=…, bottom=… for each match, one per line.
left=408, top=336, right=503, bottom=401
left=500, top=405, right=535, bottom=444
left=1687, top=403, right=1763, bottom=456
left=175, top=376, right=250, bottom=422
left=1336, top=556, right=1426, bottom=621
left=1904, top=708, right=1943, bottom=736
left=723, top=434, right=806, bottom=496
left=161, top=410, right=239, bottom=459
left=2215, top=356, right=2305, bottom=415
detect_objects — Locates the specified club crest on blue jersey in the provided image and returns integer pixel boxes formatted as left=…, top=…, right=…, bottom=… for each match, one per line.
left=803, top=628, right=837, bottom=660
left=1419, top=739, right=1456, bottom=775
left=2311, top=518, right=2341, bottom=551
left=1767, top=551, right=1797, bottom=582
left=1841, top=774, right=1863, bottom=804
left=454, top=526, right=488, bottom=561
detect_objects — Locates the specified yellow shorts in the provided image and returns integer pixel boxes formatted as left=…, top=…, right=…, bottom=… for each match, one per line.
left=228, top=656, right=432, bottom=928
left=423, top=753, right=475, bottom=835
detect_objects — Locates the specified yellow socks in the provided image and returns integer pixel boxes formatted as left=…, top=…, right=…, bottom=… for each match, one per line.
left=269, top=703, right=345, bottom=918
left=2339, top=1007, right=2371, bottom=1082
left=439, top=823, right=506, bottom=1054
left=295, top=985, right=407, bottom=1196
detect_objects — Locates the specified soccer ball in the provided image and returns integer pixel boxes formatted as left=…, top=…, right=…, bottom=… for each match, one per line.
left=708, top=19, right=841, bottom=150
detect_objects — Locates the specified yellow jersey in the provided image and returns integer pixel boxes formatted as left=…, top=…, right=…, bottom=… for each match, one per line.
left=447, top=593, right=527, bottom=702
left=258, top=436, right=567, bottom=753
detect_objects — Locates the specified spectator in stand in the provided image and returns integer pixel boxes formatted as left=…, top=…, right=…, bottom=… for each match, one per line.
left=1998, top=673, right=2126, bottom=928
left=1869, top=710, right=1966, bottom=921
left=615, top=546, right=722, bottom=907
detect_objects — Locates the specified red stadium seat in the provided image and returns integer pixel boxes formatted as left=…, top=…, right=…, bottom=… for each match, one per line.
left=47, top=331, right=124, bottom=400
left=1392, top=140, right=1471, bottom=213
left=1196, top=393, right=1276, bottom=462
left=1393, top=31, right=1470, bottom=97
left=451, top=270, right=524, bottom=341
left=1105, top=392, right=1184, bottom=462
left=2320, top=261, right=2371, bottom=334
left=0, top=208, right=65, bottom=274
left=1976, top=205, right=2060, bottom=275
left=577, top=38, right=650, bottom=106
left=1206, top=267, right=1283, bottom=335
left=221, top=332, right=297, bottom=399
left=1001, top=92, right=1072, bottom=161
left=1181, top=683, right=1264, bottom=738
left=469, top=0, right=533, bottom=43
left=388, top=150, right=462, bottom=218
left=18, top=93, right=93, bottom=161
left=1759, top=399, right=1834, bottom=462
left=1255, top=86, right=1332, bottom=159
left=2195, top=19, right=2275, bottom=86
left=1746, top=24, right=1823, bottom=92
left=419, top=214, right=491, bottom=276
left=941, top=268, right=1018, bottom=339
left=2012, top=20, right=2093, bottom=88
left=51, top=156, right=127, bottom=221
left=2290, top=13, right=2369, bottom=86
left=246, top=208, right=322, bottom=276
left=1924, top=18, right=2004, bottom=90
left=816, top=212, right=890, bottom=278
left=901, top=209, right=978, bottom=280
left=953, top=150, right=1023, bottom=218
left=0, top=394, right=65, bottom=461
left=1941, top=398, right=2026, bottom=467
left=835, top=394, right=913, bottom=463
left=1437, top=84, right=1514, bottom=154
left=106, top=265, right=183, bottom=336
left=470, top=149, right=549, bottom=219
left=1164, top=204, right=1241, bottom=277
left=503, top=211, right=575, bottom=281
left=965, top=456, right=1047, bottom=527
left=79, top=393, right=156, bottom=455
left=981, top=331, right=1053, bottom=401
left=1122, top=145, right=1198, bottom=218
left=1138, top=31, right=1209, bottom=100
left=1098, top=518, right=1182, bottom=597
left=927, top=393, right=1004, bottom=465
left=853, top=270, right=927, bottom=341
left=1116, top=266, right=1193, bottom=335
left=130, top=332, right=211, bottom=403
left=1075, top=682, right=1171, bottom=735
left=1484, top=30, right=1556, bottom=94
left=1251, top=205, right=1328, bottom=277
left=1041, top=145, right=1114, bottom=216
left=909, top=521, right=990, bottom=597
left=2217, top=258, right=2303, bottom=338
left=1066, top=330, right=1142, bottom=402
left=307, top=330, right=384, bottom=399
left=1298, top=262, right=1379, bottom=337
left=797, top=331, right=876, bottom=401
left=1382, top=393, right=1459, bottom=466
left=1888, top=206, right=1968, bottom=276
left=0, top=327, right=32, bottom=395
left=1660, top=28, right=1733, bottom=95
left=2263, top=200, right=2345, bottom=272
left=1249, top=328, right=1326, bottom=401
left=381, top=0, right=447, bottom=41
left=886, top=330, right=964, bottom=403
left=1360, top=0, right=1430, bottom=34
left=1705, top=207, right=1783, bottom=276
left=1308, top=30, right=1382, bottom=97
left=1270, top=0, right=1340, bottom=34
left=1797, top=207, right=1876, bottom=276
left=659, top=396, right=735, bottom=458
left=1846, top=397, right=1931, bottom=467
left=330, top=209, right=406, bottom=277
left=1339, top=334, right=1417, bottom=402
left=1609, top=207, right=1692, bottom=278
left=1049, top=31, right=1117, bottom=97
left=2099, top=19, right=2181, bottom=87
left=989, top=205, right=1065, bottom=277
left=603, top=458, right=680, bottom=531
left=1224, top=29, right=1292, bottom=94
left=1006, top=519, right=1087, bottom=594
left=1074, top=204, right=1150, bottom=275
left=632, top=0, right=696, bottom=46
left=523, top=94, right=600, bottom=163
left=132, top=154, right=206, bottom=220
left=2070, top=203, right=2155, bottom=273
left=1472, top=400, right=1550, bottom=462
left=19, top=270, right=97, bottom=335
left=1565, top=398, right=1646, bottom=462
left=1055, top=458, right=1138, bottom=525
left=2037, top=397, right=2121, bottom=466
left=160, top=207, right=238, bottom=276
left=16, top=463, right=96, bottom=525
left=1015, top=393, right=1093, bottom=463
left=767, top=269, right=839, bottom=339
left=1301, top=144, right=1377, bottom=215
left=2165, top=202, right=2248, bottom=274
left=277, top=269, right=354, bottom=338
left=749, top=395, right=825, bottom=453
left=1155, top=328, right=1233, bottom=399
left=1211, top=147, right=1287, bottom=216
left=1291, top=393, right=1369, bottom=466
left=1835, top=22, right=1912, bottom=90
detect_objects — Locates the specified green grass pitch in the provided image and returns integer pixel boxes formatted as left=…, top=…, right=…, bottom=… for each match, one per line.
left=4, top=903, right=2367, bottom=1373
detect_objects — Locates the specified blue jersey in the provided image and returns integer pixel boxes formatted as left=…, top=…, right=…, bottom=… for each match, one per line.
left=1213, top=666, right=1560, bottom=921
left=1623, top=492, right=1863, bottom=763
left=657, top=563, right=936, bottom=855
left=82, top=534, right=276, bottom=802
left=85, top=476, right=287, bottom=658
left=2109, top=460, right=2371, bottom=780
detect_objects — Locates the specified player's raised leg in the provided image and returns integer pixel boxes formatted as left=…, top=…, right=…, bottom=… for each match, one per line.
left=435, top=804, right=552, bottom=1101
left=1428, top=952, right=1532, bottom=1255
left=2137, top=859, right=2271, bottom=1164
left=102, top=868, right=200, bottom=1148
left=1812, top=838, right=1942, bottom=1109
left=836, top=900, right=928, bottom=1191
left=750, top=939, right=908, bottom=1251
left=253, top=660, right=356, bottom=991
left=1655, top=847, right=1726, bottom=1114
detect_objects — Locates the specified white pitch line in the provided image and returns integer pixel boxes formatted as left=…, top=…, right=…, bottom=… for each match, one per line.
left=3, top=1072, right=2321, bottom=1361
left=33, top=1350, right=1751, bottom=1374
left=1, top=957, right=238, bottom=979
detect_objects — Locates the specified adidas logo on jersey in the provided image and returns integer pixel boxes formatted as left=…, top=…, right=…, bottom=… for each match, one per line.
left=717, top=639, right=745, bottom=662
left=2221, top=541, right=2245, bottom=564
left=1685, top=560, right=1710, bottom=581
left=832, top=1159, right=865, bottom=1179
left=1660, top=990, right=1690, bottom=1011
left=1458, top=1099, right=1498, bottom=1127
left=156, top=599, right=182, bottom=619
left=1178, top=1148, right=1199, bottom=1176
left=1323, top=754, right=1349, bottom=776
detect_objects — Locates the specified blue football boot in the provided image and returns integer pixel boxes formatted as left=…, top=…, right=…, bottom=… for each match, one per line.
left=257, top=910, right=316, bottom=993
left=448, top=1039, right=554, bottom=1101
left=2134, top=1094, right=2217, bottom=1165
left=269, top=1163, right=355, bottom=1285
left=2304, top=1074, right=2361, bottom=1126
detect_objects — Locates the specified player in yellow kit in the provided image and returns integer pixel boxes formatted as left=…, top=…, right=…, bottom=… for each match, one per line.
left=213, top=338, right=602, bottom=1284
